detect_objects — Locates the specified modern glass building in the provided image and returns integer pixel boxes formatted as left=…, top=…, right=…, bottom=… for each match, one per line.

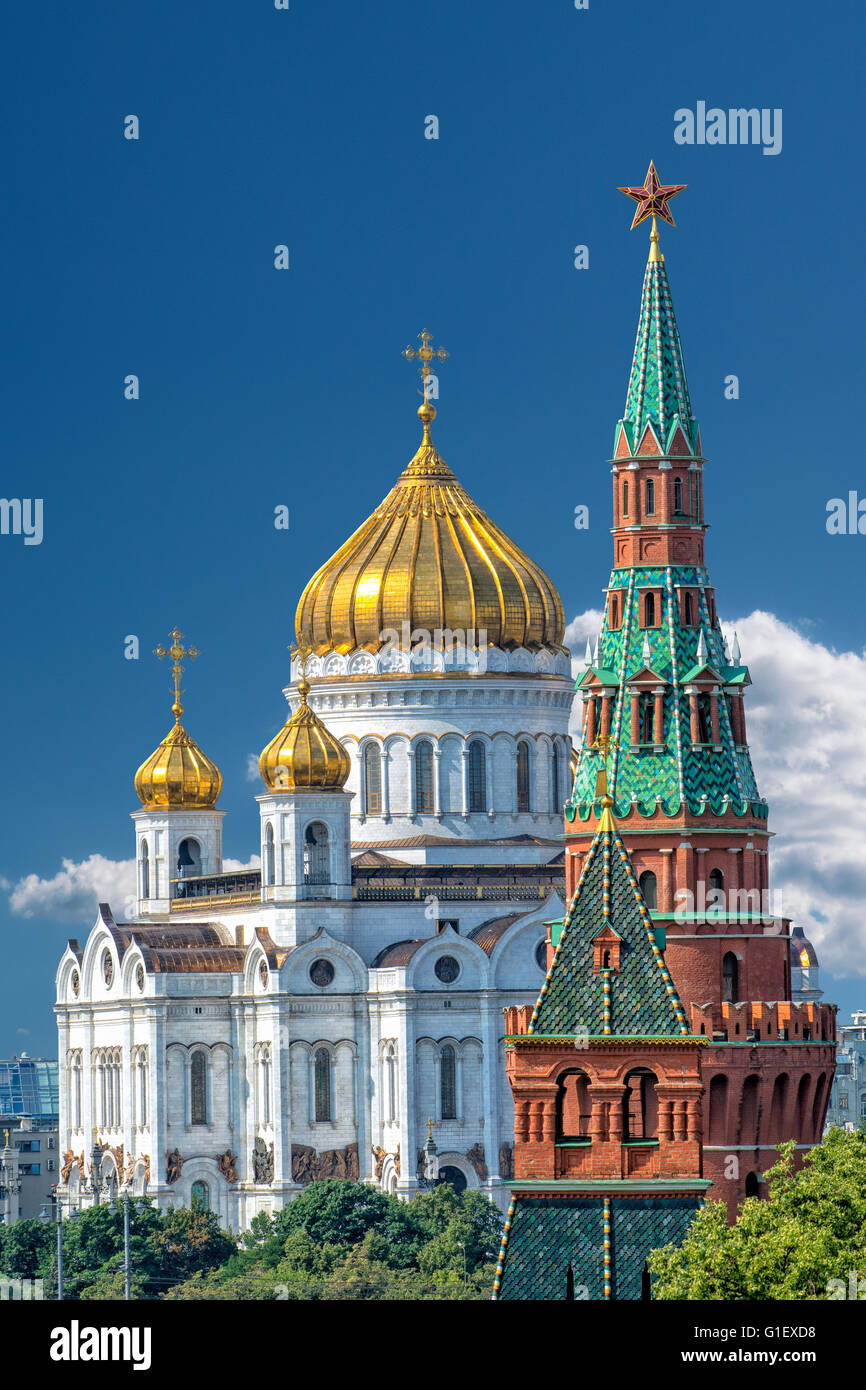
left=0, top=1055, right=59, bottom=1123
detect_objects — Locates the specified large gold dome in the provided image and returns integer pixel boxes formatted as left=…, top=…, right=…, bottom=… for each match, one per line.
left=259, top=676, right=351, bottom=792
left=296, top=402, right=565, bottom=655
left=134, top=720, right=222, bottom=808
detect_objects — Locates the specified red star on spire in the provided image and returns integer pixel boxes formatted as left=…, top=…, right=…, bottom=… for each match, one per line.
left=617, top=161, right=687, bottom=230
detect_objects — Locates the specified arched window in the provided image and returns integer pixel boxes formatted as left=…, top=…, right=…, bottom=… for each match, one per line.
left=468, top=740, right=486, bottom=813
left=71, top=1053, right=82, bottom=1130
left=744, top=1171, right=760, bottom=1199
left=516, top=742, right=531, bottom=812
left=709, top=868, right=724, bottom=892
left=140, top=842, right=149, bottom=900
left=624, top=1068, right=659, bottom=1140
left=556, top=1070, right=591, bottom=1140
left=645, top=478, right=655, bottom=514
left=638, top=870, right=657, bottom=909
left=722, top=952, right=739, bottom=1004
left=364, top=743, right=382, bottom=814
left=552, top=742, right=562, bottom=807
left=683, top=592, right=694, bottom=626
left=190, top=1051, right=208, bottom=1125
left=708, top=868, right=724, bottom=913
left=314, top=1048, right=332, bottom=1122
left=644, top=592, right=655, bottom=627
left=303, top=822, right=330, bottom=885
left=440, top=1044, right=457, bottom=1120
left=610, top=594, right=619, bottom=630
left=414, top=741, right=434, bottom=813
left=673, top=476, right=684, bottom=514
left=264, top=824, right=275, bottom=886
left=191, top=1180, right=210, bottom=1210
left=708, top=1074, right=728, bottom=1145
left=622, top=480, right=629, bottom=517
left=384, top=1044, right=397, bottom=1123
left=177, top=837, right=201, bottom=878
left=137, top=1050, right=148, bottom=1127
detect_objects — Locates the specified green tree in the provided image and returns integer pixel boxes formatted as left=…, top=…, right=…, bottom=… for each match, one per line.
left=0, top=1217, right=54, bottom=1282
left=650, top=1128, right=866, bottom=1300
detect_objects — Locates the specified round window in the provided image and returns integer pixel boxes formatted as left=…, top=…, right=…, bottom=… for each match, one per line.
left=309, top=958, right=335, bottom=988
left=535, top=939, right=549, bottom=972
left=135, top=964, right=145, bottom=993
left=102, top=950, right=114, bottom=987
left=434, top=955, right=460, bottom=984
left=71, top=969, right=80, bottom=998
left=259, top=960, right=269, bottom=988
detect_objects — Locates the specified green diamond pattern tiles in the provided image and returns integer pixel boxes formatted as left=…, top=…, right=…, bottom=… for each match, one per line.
left=493, top=1196, right=702, bottom=1301
left=494, top=1198, right=606, bottom=1300
left=609, top=1197, right=702, bottom=1300
left=568, top=564, right=763, bottom=819
left=621, top=256, right=696, bottom=451
left=530, top=824, right=688, bottom=1038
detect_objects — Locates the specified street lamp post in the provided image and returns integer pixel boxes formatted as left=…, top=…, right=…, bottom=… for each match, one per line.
left=419, top=1117, right=440, bottom=1189
left=457, top=1239, right=467, bottom=1294
left=39, top=1194, right=77, bottom=1301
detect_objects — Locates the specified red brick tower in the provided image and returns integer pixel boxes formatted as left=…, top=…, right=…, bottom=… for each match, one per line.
left=566, top=165, right=836, bottom=1214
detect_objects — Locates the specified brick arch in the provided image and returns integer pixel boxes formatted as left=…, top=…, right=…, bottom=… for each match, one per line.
left=707, top=1073, right=728, bottom=1145
left=768, top=1072, right=790, bottom=1143
left=739, top=1073, right=760, bottom=1146
left=811, top=1072, right=829, bottom=1141
left=795, top=1072, right=813, bottom=1136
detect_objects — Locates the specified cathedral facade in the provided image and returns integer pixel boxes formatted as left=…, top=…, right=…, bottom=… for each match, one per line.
left=54, top=378, right=574, bottom=1227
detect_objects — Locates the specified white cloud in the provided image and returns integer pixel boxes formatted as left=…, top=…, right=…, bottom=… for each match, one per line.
left=7, top=855, right=138, bottom=923
left=566, top=606, right=866, bottom=975
left=5, top=853, right=261, bottom=924
left=246, top=754, right=261, bottom=782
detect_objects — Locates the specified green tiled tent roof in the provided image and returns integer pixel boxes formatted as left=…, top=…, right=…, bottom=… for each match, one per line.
left=529, top=819, right=689, bottom=1038
left=494, top=1196, right=702, bottom=1301
left=620, top=252, right=696, bottom=452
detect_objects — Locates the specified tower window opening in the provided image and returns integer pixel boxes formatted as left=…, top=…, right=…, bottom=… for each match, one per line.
left=644, top=592, right=656, bottom=628
left=190, top=1051, right=208, bottom=1125
left=683, top=591, right=695, bottom=627
left=645, top=478, right=655, bottom=515
left=638, top=870, right=657, bottom=909
left=610, top=594, right=619, bottom=630
left=556, top=1069, right=591, bottom=1140
left=552, top=741, right=562, bottom=808
left=177, top=837, right=201, bottom=878
left=623, top=1068, right=659, bottom=1141
left=673, top=476, right=684, bottom=514
left=697, top=693, right=712, bottom=743
left=639, top=693, right=654, bottom=743
left=314, top=1048, right=332, bottom=1122
left=722, top=952, right=739, bottom=1004
left=264, top=823, right=275, bottom=886
left=364, top=743, right=382, bottom=814
left=140, top=842, right=149, bottom=900
left=468, top=740, right=486, bottom=812
left=414, top=740, right=434, bottom=814
left=440, top=1044, right=457, bottom=1120
left=516, top=742, right=531, bottom=812
left=303, top=821, right=330, bottom=885
left=622, top=480, right=629, bottom=518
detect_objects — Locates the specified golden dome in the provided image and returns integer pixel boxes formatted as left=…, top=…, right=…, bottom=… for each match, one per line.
left=296, top=401, right=565, bottom=655
left=259, top=674, right=351, bottom=792
left=134, top=721, right=223, bottom=808
left=134, top=628, right=222, bottom=809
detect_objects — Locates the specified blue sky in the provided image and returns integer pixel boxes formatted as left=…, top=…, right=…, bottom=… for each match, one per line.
left=1, top=0, right=864, bottom=1053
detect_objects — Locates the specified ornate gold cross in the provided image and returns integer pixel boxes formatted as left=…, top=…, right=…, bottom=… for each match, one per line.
left=155, top=628, right=200, bottom=722
left=403, top=330, right=448, bottom=399
left=424, top=1117, right=436, bottom=1141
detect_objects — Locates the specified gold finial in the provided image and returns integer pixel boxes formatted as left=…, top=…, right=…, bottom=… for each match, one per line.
left=289, top=635, right=313, bottom=701
left=425, top=1117, right=435, bottom=1141
left=154, top=628, right=200, bottom=724
left=403, top=330, right=448, bottom=443
left=592, top=732, right=619, bottom=827
left=3, top=1128, right=8, bottom=1147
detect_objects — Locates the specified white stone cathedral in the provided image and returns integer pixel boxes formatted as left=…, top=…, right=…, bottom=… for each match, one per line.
left=55, top=380, right=574, bottom=1227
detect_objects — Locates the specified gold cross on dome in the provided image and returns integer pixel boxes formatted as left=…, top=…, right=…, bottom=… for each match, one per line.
left=155, top=627, right=200, bottom=722
left=403, top=330, right=448, bottom=399
left=289, top=635, right=312, bottom=681
left=424, top=1117, right=436, bottom=1141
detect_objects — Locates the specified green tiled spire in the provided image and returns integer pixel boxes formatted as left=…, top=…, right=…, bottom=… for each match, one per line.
left=620, top=252, right=697, bottom=454
left=530, top=814, right=689, bottom=1039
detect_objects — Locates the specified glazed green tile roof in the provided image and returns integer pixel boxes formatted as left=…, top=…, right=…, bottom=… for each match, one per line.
left=620, top=252, right=697, bottom=452
left=493, top=1195, right=702, bottom=1301
left=529, top=819, right=689, bottom=1038
left=567, top=566, right=764, bottom=817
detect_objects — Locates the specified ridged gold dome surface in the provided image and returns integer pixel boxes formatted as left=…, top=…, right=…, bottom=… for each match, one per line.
left=296, top=403, right=565, bottom=655
left=134, top=721, right=222, bottom=808
left=259, top=677, right=351, bottom=792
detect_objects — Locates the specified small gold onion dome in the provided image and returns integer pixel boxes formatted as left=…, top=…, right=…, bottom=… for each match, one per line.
left=134, top=698, right=222, bottom=808
left=296, top=400, right=565, bottom=655
left=259, top=674, right=351, bottom=792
